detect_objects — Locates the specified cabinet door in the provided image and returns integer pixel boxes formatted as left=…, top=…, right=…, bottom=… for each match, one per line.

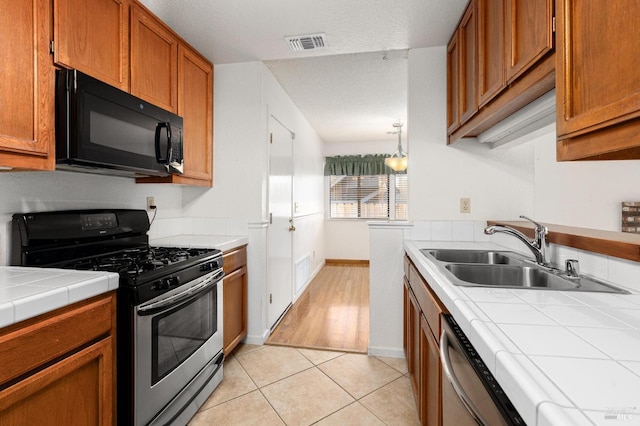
left=420, top=315, right=441, bottom=426
left=130, top=3, right=178, bottom=113
left=459, top=0, right=478, bottom=124
left=403, top=278, right=410, bottom=357
left=477, top=0, right=506, bottom=107
left=506, top=0, right=553, bottom=83
left=556, top=0, right=640, bottom=139
left=54, top=0, right=129, bottom=90
left=446, top=32, right=461, bottom=133
left=0, top=337, right=113, bottom=425
left=407, top=288, right=421, bottom=402
left=178, top=45, right=213, bottom=182
left=0, top=0, right=54, bottom=170
left=223, top=266, right=248, bottom=355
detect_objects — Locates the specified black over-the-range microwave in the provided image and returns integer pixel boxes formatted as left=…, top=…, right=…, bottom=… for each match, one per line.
left=56, top=69, right=184, bottom=178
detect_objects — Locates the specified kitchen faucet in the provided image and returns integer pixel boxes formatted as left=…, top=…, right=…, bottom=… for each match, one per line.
left=484, top=215, right=549, bottom=266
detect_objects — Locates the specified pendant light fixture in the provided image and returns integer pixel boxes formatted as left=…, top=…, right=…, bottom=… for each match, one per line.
left=384, top=122, right=408, bottom=172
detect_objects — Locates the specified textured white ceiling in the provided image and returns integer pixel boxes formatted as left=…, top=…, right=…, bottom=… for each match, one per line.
left=138, top=0, right=468, bottom=143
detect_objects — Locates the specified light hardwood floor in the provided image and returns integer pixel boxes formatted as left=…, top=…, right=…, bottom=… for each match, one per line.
left=266, top=264, right=369, bottom=353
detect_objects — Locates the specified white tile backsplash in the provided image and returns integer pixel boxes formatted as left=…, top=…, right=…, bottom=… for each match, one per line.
left=452, top=220, right=474, bottom=241
left=225, top=217, right=248, bottom=235
left=578, top=250, right=609, bottom=279
left=410, top=221, right=430, bottom=241
left=210, top=218, right=226, bottom=235
left=181, top=217, right=193, bottom=235
left=430, top=221, right=452, bottom=240
left=192, top=217, right=211, bottom=235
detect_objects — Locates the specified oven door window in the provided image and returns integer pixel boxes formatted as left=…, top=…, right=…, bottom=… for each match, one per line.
left=151, top=285, right=217, bottom=384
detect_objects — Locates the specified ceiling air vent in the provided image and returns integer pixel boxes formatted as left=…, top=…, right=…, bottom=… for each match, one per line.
left=285, top=33, right=327, bottom=52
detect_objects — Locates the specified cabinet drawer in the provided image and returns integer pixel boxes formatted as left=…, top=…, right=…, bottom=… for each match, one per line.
left=0, top=292, right=115, bottom=386
left=223, top=246, right=247, bottom=275
left=409, top=264, right=443, bottom=340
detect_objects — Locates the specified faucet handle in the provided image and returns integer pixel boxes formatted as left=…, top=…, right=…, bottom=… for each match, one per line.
left=519, top=215, right=548, bottom=234
left=565, top=259, right=580, bottom=278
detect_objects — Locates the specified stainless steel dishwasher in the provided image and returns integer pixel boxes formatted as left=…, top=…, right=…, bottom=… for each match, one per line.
left=440, top=314, right=526, bottom=425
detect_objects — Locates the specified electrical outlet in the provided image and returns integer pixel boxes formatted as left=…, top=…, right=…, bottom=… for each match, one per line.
left=460, top=197, right=471, bottom=213
left=147, top=196, right=156, bottom=210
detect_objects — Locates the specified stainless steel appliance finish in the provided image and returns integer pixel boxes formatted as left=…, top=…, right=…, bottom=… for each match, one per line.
left=11, top=209, right=224, bottom=426
left=440, top=314, right=525, bottom=426
left=56, top=69, right=184, bottom=178
left=420, top=249, right=629, bottom=293
left=135, top=269, right=224, bottom=425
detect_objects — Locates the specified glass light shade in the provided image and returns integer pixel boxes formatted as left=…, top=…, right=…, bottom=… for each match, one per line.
left=385, top=154, right=408, bottom=172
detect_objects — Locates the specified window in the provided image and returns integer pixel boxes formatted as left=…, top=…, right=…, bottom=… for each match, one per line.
left=329, top=174, right=408, bottom=220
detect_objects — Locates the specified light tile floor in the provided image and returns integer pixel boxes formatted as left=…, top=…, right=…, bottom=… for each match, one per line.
left=189, top=344, right=420, bottom=426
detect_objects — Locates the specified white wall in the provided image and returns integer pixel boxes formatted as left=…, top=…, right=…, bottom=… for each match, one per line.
left=323, top=140, right=399, bottom=260
left=407, top=47, right=535, bottom=222
left=0, top=171, right=182, bottom=265
left=533, top=130, right=640, bottom=231
left=181, top=61, right=326, bottom=343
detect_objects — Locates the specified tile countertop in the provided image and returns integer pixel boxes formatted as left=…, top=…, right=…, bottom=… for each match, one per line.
left=0, top=268, right=119, bottom=329
left=404, top=240, right=640, bottom=426
left=150, top=235, right=249, bottom=253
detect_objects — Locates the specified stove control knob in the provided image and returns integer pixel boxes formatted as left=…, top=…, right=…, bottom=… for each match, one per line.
left=200, top=262, right=213, bottom=272
left=155, top=278, right=172, bottom=290
left=171, top=276, right=180, bottom=287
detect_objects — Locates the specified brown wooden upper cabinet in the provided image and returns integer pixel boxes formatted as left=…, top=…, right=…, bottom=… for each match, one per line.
left=446, top=33, right=461, bottom=133
left=0, top=0, right=55, bottom=171
left=556, top=0, right=640, bottom=161
left=477, top=0, right=506, bottom=107
left=506, top=0, right=554, bottom=83
left=177, top=46, right=214, bottom=183
left=447, top=0, right=555, bottom=145
left=459, top=0, right=478, bottom=124
left=53, top=0, right=130, bottom=90
left=130, top=3, right=178, bottom=114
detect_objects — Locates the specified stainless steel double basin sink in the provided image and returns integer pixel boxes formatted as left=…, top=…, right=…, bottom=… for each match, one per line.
left=421, top=249, right=628, bottom=293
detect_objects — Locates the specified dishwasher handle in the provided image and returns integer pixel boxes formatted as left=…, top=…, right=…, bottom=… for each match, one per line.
left=440, top=329, right=489, bottom=426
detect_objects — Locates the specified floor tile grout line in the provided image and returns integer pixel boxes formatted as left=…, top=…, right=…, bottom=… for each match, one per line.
left=194, top=344, right=416, bottom=424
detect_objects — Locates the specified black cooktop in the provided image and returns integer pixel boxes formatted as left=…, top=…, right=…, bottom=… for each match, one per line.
left=11, top=209, right=221, bottom=288
left=65, top=246, right=218, bottom=276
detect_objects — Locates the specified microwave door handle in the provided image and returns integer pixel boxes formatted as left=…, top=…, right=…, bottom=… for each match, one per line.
left=154, top=122, right=171, bottom=164
left=440, top=330, right=489, bottom=426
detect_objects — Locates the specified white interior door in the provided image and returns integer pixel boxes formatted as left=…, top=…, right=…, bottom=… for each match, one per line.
left=267, top=116, right=294, bottom=329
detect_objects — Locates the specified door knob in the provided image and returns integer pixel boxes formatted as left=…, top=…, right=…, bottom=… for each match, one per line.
left=289, top=219, right=296, bottom=232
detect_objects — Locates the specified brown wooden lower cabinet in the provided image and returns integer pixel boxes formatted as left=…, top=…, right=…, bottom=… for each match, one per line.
left=404, top=255, right=446, bottom=425
left=223, top=245, right=248, bottom=355
left=0, top=292, right=116, bottom=425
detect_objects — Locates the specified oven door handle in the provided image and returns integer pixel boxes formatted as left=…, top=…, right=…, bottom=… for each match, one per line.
left=440, top=329, right=489, bottom=426
left=138, top=269, right=224, bottom=316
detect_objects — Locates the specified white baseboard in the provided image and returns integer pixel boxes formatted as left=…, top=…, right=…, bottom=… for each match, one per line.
left=368, top=346, right=405, bottom=358
left=243, top=328, right=270, bottom=346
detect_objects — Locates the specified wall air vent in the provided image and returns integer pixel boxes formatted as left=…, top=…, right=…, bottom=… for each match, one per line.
left=285, top=33, right=327, bottom=52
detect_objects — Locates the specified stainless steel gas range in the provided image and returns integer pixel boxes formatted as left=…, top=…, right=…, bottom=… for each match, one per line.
left=11, top=209, right=224, bottom=425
